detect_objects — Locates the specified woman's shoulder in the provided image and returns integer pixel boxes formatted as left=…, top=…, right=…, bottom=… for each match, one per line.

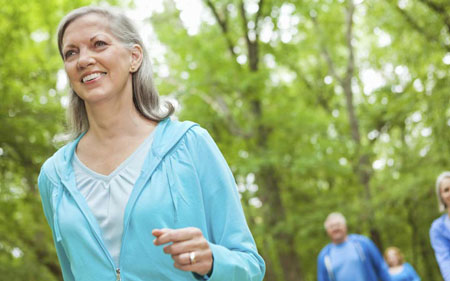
left=159, top=118, right=211, bottom=145
left=430, top=214, right=449, bottom=238
left=402, top=262, right=414, bottom=270
left=39, top=140, right=75, bottom=185
left=431, top=214, right=448, bottom=229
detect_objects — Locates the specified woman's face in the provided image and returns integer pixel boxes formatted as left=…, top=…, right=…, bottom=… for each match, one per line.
left=61, top=13, right=136, bottom=105
left=440, top=177, right=450, bottom=209
left=385, top=250, right=400, bottom=267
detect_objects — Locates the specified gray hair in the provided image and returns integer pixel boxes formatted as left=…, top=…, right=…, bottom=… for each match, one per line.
left=324, top=212, right=346, bottom=229
left=436, top=171, right=450, bottom=212
left=56, top=6, right=174, bottom=138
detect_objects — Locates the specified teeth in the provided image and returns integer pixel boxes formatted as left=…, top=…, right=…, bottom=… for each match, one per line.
left=82, top=72, right=104, bottom=83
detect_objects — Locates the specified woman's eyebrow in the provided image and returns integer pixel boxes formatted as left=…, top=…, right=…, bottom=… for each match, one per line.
left=90, top=34, right=108, bottom=41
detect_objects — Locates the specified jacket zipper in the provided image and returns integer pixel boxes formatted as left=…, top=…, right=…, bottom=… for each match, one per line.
left=116, top=268, right=121, bottom=281
left=61, top=177, right=119, bottom=280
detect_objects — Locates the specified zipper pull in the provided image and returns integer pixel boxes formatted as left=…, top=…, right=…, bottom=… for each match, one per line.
left=116, top=268, right=121, bottom=281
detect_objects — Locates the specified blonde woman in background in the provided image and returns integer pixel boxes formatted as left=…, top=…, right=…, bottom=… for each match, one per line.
left=384, top=247, right=420, bottom=281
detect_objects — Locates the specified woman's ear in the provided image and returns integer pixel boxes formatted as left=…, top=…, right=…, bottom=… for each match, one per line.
left=129, top=44, right=143, bottom=72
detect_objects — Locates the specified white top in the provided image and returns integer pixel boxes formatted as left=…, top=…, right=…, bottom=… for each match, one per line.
left=72, top=132, right=153, bottom=265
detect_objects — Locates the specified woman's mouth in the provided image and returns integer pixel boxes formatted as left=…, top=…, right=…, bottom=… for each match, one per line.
left=81, top=72, right=106, bottom=83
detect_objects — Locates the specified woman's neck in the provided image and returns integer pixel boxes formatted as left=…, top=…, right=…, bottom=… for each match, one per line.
left=389, top=264, right=404, bottom=274
left=84, top=94, right=154, bottom=142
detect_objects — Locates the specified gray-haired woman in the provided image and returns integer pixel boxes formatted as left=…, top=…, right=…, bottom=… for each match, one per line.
left=37, top=6, right=265, bottom=281
left=430, top=171, right=450, bottom=281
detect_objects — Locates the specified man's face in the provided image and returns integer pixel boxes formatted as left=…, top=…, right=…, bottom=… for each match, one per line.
left=326, top=218, right=348, bottom=244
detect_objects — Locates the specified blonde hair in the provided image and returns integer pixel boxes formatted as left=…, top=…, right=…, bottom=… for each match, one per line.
left=56, top=6, right=174, bottom=138
left=436, top=171, right=450, bottom=212
left=384, top=247, right=404, bottom=267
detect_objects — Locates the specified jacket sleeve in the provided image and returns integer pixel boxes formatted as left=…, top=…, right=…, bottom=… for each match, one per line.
left=185, top=127, right=265, bottom=281
left=317, top=253, right=330, bottom=281
left=430, top=222, right=450, bottom=281
left=363, top=237, right=392, bottom=281
left=38, top=170, right=75, bottom=281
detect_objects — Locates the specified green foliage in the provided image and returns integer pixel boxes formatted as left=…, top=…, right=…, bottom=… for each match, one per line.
left=1, top=0, right=449, bottom=280
left=151, top=0, right=449, bottom=280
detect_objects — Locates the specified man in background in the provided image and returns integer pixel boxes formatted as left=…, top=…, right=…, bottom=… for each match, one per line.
left=317, top=212, right=391, bottom=281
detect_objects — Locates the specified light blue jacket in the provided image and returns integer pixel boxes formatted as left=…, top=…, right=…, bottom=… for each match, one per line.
left=430, top=214, right=450, bottom=281
left=317, top=234, right=391, bottom=281
left=389, top=262, right=420, bottom=281
left=38, top=118, right=265, bottom=281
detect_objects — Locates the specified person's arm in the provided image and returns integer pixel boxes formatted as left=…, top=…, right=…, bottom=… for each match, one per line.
left=38, top=169, right=75, bottom=281
left=185, top=127, right=265, bottom=281
left=317, top=254, right=329, bottom=281
left=363, top=237, right=392, bottom=281
left=404, top=263, right=421, bottom=281
left=430, top=223, right=450, bottom=281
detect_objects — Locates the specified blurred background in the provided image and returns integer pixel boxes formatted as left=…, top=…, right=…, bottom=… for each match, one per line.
left=0, top=0, right=449, bottom=280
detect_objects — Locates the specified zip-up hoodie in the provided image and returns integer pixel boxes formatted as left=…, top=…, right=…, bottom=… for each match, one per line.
left=38, top=118, right=265, bottom=281
left=430, top=214, right=450, bottom=281
left=317, top=234, right=391, bottom=281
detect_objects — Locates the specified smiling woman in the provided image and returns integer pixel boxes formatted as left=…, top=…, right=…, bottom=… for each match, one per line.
left=62, top=13, right=139, bottom=108
left=37, top=6, right=265, bottom=281
left=430, top=171, right=450, bottom=281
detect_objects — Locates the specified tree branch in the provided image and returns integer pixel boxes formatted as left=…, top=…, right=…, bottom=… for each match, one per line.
left=417, top=0, right=450, bottom=33
left=204, top=0, right=240, bottom=60
left=389, top=0, right=450, bottom=52
left=343, top=0, right=360, bottom=144
left=239, top=0, right=259, bottom=71
left=311, top=15, right=343, bottom=84
left=344, top=0, right=355, bottom=86
left=195, top=92, right=253, bottom=138
left=254, top=0, right=265, bottom=39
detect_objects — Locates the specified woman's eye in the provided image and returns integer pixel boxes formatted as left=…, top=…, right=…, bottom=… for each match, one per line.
left=64, top=50, right=75, bottom=59
left=95, top=41, right=107, bottom=47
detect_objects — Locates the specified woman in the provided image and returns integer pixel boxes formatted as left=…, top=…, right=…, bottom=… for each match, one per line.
left=384, top=247, right=420, bottom=281
left=38, top=6, right=265, bottom=281
left=430, top=171, right=450, bottom=281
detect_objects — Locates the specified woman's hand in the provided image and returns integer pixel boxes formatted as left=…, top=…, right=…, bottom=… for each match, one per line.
left=152, top=227, right=213, bottom=276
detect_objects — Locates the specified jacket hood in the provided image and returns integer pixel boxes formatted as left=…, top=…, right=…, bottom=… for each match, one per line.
left=51, top=118, right=197, bottom=181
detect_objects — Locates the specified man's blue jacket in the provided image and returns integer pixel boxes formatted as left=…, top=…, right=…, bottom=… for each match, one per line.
left=317, top=234, right=391, bottom=281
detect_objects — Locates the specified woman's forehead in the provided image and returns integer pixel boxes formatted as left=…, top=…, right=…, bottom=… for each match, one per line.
left=63, top=14, right=110, bottom=44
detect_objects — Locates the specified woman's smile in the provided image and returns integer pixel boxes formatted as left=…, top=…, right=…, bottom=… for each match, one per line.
left=81, top=72, right=107, bottom=84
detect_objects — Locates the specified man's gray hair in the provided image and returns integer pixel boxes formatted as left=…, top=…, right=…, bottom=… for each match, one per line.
left=324, top=212, right=346, bottom=229
left=436, top=171, right=450, bottom=212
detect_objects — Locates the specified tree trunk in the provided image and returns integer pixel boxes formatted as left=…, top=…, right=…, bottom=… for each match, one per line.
left=340, top=0, right=382, bottom=250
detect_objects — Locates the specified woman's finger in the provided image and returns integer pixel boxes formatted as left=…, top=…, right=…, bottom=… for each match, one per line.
left=163, top=238, right=205, bottom=255
left=153, top=227, right=201, bottom=245
left=173, top=250, right=213, bottom=276
left=171, top=251, right=201, bottom=266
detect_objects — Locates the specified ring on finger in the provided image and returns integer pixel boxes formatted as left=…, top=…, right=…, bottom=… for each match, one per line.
left=189, top=251, right=196, bottom=265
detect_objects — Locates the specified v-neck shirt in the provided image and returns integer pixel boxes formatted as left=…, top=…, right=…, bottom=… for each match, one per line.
left=71, top=132, right=154, bottom=265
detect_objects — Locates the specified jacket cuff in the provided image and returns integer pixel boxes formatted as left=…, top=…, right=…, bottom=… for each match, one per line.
left=203, top=242, right=237, bottom=280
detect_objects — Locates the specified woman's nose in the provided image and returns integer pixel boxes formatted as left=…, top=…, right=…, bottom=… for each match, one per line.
left=77, top=48, right=95, bottom=69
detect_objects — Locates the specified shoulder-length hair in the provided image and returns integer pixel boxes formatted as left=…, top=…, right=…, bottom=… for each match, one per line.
left=384, top=246, right=404, bottom=267
left=56, top=6, right=174, bottom=138
left=436, top=171, right=450, bottom=212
